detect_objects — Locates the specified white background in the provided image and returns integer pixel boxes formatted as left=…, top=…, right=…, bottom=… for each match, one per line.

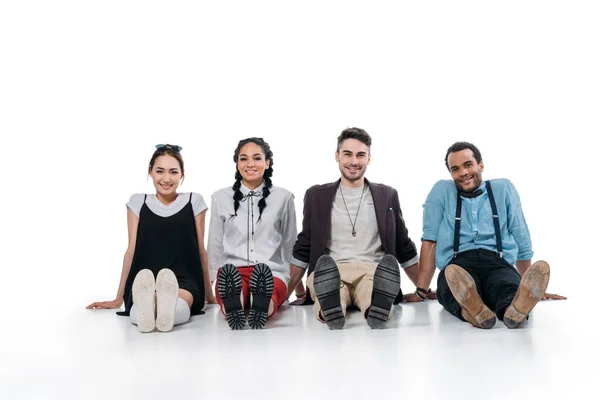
left=1, top=1, right=598, bottom=399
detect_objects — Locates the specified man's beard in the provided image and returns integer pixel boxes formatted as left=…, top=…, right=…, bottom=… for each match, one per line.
left=340, top=164, right=366, bottom=182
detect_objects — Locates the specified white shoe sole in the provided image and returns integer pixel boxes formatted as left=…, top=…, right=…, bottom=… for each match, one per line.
left=155, top=269, right=179, bottom=332
left=132, top=269, right=156, bottom=333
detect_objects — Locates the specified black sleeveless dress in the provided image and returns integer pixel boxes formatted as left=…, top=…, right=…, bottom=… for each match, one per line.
left=117, top=193, right=205, bottom=316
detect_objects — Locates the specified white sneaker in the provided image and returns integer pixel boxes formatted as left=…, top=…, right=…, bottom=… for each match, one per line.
left=132, top=269, right=156, bottom=333
left=155, top=269, right=179, bottom=332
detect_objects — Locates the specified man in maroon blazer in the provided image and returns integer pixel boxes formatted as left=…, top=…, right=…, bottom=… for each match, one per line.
left=286, top=127, right=421, bottom=329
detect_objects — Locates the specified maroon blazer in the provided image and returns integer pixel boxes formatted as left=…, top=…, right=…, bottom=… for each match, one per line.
left=292, top=178, right=417, bottom=304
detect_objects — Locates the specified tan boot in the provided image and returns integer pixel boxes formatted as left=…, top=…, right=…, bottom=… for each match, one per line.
left=445, top=264, right=496, bottom=329
left=503, top=261, right=550, bottom=329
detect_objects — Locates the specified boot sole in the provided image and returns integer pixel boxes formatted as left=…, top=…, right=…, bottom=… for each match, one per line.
left=217, top=264, right=246, bottom=330
left=248, top=263, right=274, bottom=329
left=314, top=255, right=345, bottom=330
left=367, top=255, right=401, bottom=329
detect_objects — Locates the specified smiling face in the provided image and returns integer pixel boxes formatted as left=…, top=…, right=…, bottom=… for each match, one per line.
left=336, top=138, right=370, bottom=186
left=148, top=154, right=182, bottom=197
left=447, top=149, right=484, bottom=193
left=237, top=142, right=270, bottom=189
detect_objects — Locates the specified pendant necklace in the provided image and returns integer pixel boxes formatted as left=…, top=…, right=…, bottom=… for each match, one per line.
left=340, top=184, right=365, bottom=237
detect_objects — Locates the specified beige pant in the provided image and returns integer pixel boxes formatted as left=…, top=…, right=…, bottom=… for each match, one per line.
left=306, top=262, right=394, bottom=322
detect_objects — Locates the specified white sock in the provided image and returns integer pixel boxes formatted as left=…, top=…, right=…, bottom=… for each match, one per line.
left=173, top=298, right=191, bottom=325
left=130, top=304, right=138, bottom=326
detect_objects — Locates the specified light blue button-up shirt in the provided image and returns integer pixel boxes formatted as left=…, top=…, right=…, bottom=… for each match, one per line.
left=422, top=179, right=533, bottom=270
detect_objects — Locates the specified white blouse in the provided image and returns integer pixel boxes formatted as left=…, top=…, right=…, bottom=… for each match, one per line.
left=207, top=182, right=298, bottom=286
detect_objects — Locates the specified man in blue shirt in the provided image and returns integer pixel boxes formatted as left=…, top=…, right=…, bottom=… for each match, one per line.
left=412, top=142, right=565, bottom=329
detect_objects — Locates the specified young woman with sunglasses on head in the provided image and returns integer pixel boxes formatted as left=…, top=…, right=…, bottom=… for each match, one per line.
left=208, top=138, right=298, bottom=329
left=87, top=144, right=215, bottom=332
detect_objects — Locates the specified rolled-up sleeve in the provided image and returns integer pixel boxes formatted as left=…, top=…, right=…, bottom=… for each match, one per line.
left=400, top=254, right=419, bottom=269
left=422, top=181, right=445, bottom=242
left=505, top=180, right=533, bottom=260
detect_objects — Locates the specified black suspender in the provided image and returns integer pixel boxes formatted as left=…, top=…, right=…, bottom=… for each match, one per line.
left=453, top=181, right=503, bottom=258
left=485, top=181, right=503, bottom=258
left=454, top=193, right=462, bottom=258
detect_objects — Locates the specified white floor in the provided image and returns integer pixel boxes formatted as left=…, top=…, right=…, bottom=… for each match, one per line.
left=2, top=2, right=599, bottom=399
left=1, top=295, right=595, bottom=400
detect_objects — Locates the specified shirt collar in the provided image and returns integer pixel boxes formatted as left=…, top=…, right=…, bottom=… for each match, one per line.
left=240, top=181, right=265, bottom=196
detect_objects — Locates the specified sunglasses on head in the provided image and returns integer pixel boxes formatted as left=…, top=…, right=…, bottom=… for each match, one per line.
left=155, top=144, right=182, bottom=152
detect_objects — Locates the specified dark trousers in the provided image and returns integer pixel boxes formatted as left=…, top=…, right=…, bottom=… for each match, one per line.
left=437, top=249, right=521, bottom=322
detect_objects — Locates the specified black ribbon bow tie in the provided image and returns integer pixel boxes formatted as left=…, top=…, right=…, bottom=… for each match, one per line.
left=460, top=188, right=483, bottom=198
left=240, top=190, right=263, bottom=202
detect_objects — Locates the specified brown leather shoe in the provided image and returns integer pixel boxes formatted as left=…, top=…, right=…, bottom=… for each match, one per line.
left=503, top=260, right=550, bottom=329
left=445, top=264, right=496, bottom=329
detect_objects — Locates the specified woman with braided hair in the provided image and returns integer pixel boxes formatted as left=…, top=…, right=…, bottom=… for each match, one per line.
left=208, top=137, right=298, bottom=329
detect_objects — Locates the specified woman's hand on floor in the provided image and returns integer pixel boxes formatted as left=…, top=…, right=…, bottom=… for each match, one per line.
left=542, top=292, right=567, bottom=300
left=86, top=299, right=122, bottom=309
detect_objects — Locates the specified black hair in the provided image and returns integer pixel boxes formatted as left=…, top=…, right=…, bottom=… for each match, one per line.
left=444, top=141, right=482, bottom=171
left=336, top=127, right=372, bottom=152
left=232, top=137, right=274, bottom=221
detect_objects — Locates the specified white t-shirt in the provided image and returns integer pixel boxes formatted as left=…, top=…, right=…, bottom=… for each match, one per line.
left=327, top=184, right=385, bottom=264
left=126, top=192, right=208, bottom=218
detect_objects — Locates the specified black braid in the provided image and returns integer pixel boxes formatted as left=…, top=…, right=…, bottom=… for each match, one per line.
left=257, top=167, right=273, bottom=221
left=231, top=171, right=243, bottom=217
